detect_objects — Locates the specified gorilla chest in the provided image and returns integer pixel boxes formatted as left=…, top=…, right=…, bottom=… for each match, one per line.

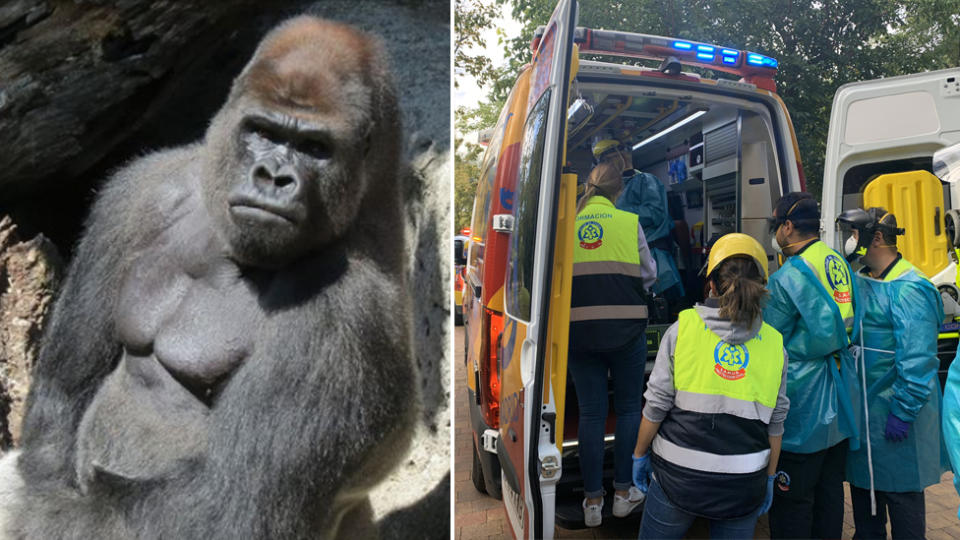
left=115, top=253, right=260, bottom=393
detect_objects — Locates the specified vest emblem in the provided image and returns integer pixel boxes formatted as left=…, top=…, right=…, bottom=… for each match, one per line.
left=824, top=254, right=851, bottom=303
left=714, top=341, right=749, bottom=380
left=578, top=221, right=603, bottom=249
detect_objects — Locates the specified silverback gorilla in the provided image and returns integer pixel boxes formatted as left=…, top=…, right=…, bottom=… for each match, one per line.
left=0, top=16, right=415, bottom=539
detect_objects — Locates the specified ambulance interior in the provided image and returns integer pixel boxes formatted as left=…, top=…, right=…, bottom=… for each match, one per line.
left=556, top=81, right=787, bottom=523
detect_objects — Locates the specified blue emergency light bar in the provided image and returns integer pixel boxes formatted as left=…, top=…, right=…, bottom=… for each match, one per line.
left=746, top=53, right=778, bottom=68
left=530, top=27, right=781, bottom=91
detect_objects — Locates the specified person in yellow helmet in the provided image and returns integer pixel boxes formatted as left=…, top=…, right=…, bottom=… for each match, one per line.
left=570, top=160, right=657, bottom=527
left=593, top=139, right=683, bottom=307
left=632, top=233, right=789, bottom=539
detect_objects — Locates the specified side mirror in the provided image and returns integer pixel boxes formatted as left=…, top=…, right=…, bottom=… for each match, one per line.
left=567, top=98, right=594, bottom=138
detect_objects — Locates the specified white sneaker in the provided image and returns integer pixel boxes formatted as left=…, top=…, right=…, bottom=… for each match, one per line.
left=612, top=486, right=646, bottom=517
left=582, top=497, right=603, bottom=527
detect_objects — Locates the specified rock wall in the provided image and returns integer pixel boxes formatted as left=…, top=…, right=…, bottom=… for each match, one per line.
left=0, top=216, right=61, bottom=450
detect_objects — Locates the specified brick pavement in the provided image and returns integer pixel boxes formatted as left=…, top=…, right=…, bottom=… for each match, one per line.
left=454, top=327, right=960, bottom=539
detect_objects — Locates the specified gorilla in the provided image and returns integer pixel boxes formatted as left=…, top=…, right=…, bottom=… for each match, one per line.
left=0, top=16, right=415, bottom=540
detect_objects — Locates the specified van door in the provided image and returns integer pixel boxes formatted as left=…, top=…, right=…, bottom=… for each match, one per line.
left=497, top=0, right=577, bottom=538
left=821, top=68, right=960, bottom=286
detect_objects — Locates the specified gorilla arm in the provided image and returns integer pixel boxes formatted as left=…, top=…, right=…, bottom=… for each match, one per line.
left=17, top=149, right=194, bottom=483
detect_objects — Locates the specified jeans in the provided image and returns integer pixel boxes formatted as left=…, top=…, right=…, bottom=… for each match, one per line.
left=850, top=486, right=925, bottom=539
left=638, top=477, right=760, bottom=539
left=769, top=440, right=848, bottom=539
left=568, top=335, right=646, bottom=498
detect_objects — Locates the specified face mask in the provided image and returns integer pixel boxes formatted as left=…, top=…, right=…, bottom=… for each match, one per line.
left=771, top=233, right=783, bottom=255
left=844, top=235, right=859, bottom=257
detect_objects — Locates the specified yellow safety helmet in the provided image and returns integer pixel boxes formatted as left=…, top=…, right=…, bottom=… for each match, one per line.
left=706, top=233, right=769, bottom=282
left=592, top=139, right=622, bottom=159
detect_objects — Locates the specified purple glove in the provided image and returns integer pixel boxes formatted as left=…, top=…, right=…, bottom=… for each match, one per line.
left=884, top=413, right=910, bottom=442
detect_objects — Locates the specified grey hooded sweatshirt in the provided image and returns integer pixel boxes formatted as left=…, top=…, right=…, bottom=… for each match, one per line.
left=642, top=299, right=790, bottom=435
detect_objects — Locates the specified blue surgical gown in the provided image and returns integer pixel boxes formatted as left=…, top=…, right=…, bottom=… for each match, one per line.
left=942, top=340, right=960, bottom=513
left=763, top=254, right=861, bottom=454
left=846, top=268, right=948, bottom=492
left=615, top=171, right=681, bottom=296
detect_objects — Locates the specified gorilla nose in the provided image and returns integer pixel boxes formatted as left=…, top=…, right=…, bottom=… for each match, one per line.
left=252, top=163, right=299, bottom=197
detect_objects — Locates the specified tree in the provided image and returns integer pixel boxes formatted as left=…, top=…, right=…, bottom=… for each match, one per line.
left=493, top=0, right=959, bottom=197
left=454, top=155, right=480, bottom=231
left=455, top=0, right=504, bottom=89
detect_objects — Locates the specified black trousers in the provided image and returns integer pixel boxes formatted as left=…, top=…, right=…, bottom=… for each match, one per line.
left=768, top=440, right=848, bottom=539
left=850, top=485, right=925, bottom=539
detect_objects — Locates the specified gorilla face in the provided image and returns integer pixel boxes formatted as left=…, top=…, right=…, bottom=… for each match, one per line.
left=203, top=17, right=390, bottom=269
left=221, top=110, right=361, bottom=267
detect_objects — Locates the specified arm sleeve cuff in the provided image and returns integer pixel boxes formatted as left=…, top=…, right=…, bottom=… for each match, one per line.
left=643, top=405, right=669, bottom=423
left=767, top=421, right=785, bottom=436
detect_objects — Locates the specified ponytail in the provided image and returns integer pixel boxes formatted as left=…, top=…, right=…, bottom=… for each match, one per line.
left=711, top=257, right=768, bottom=326
left=576, top=161, right=624, bottom=214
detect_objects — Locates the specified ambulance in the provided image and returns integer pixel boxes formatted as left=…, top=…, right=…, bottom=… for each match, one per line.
left=462, top=0, right=807, bottom=536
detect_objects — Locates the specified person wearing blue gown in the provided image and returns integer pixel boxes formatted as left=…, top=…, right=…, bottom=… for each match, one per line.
left=837, top=207, right=948, bottom=539
left=763, top=192, right=860, bottom=539
left=592, top=139, right=683, bottom=303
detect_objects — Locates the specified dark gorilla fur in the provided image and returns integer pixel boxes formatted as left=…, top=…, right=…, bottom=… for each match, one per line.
left=3, top=16, right=415, bottom=539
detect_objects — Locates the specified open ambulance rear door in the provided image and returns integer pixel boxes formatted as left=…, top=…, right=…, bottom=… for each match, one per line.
left=821, top=67, right=960, bottom=384
left=497, top=0, right=577, bottom=537
left=822, top=68, right=960, bottom=286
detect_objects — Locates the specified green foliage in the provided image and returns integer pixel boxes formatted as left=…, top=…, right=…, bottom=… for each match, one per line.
left=455, top=0, right=506, bottom=89
left=459, top=0, right=960, bottom=198
left=454, top=154, right=481, bottom=231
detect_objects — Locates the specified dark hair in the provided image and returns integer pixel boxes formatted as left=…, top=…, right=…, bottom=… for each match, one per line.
left=773, top=192, right=819, bottom=235
left=866, top=206, right=899, bottom=246
left=712, top=256, right=768, bottom=326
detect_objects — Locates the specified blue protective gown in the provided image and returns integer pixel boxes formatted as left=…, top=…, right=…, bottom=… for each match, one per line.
left=763, top=252, right=861, bottom=454
left=615, top=170, right=682, bottom=296
left=944, top=347, right=960, bottom=516
left=846, top=265, right=948, bottom=492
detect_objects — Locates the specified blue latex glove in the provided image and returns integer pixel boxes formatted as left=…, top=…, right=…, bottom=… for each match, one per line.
left=884, top=413, right=911, bottom=442
left=632, top=453, right=651, bottom=493
left=759, top=474, right=775, bottom=515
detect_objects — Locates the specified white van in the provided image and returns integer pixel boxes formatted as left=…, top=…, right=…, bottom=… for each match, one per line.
left=821, top=67, right=960, bottom=386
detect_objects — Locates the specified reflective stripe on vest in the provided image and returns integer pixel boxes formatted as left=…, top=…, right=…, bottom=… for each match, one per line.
left=797, top=240, right=854, bottom=329
left=652, top=434, right=770, bottom=474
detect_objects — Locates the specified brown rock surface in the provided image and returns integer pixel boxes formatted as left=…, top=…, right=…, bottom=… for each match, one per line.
left=0, top=215, right=62, bottom=450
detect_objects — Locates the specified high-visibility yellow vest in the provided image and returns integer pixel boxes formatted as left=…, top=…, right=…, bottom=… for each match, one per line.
left=797, top=240, right=854, bottom=330
left=885, top=256, right=924, bottom=281
left=570, top=195, right=648, bottom=351
left=674, top=309, right=784, bottom=409
left=652, top=308, right=784, bottom=519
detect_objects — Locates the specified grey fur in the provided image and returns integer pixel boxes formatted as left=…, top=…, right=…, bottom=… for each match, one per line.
left=4, top=16, right=415, bottom=540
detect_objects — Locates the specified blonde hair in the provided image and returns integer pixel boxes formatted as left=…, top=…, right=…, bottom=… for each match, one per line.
left=577, top=161, right=624, bottom=213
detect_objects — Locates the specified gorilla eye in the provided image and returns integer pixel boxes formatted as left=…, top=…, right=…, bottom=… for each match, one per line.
left=298, top=138, right=331, bottom=160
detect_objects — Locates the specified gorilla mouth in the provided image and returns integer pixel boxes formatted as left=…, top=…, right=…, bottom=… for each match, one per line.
left=228, top=197, right=300, bottom=225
